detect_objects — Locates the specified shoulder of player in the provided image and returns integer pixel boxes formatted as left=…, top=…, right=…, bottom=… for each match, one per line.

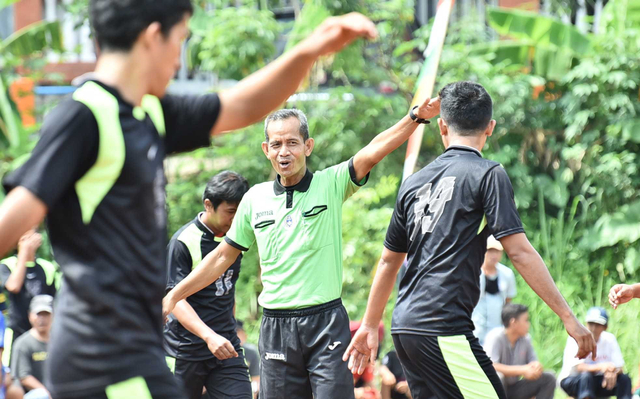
left=243, top=181, right=273, bottom=201
left=43, top=97, right=98, bottom=134
left=170, top=219, right=197, bottom=242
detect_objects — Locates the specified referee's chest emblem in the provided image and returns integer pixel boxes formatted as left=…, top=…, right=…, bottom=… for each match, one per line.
left=285, top=215, right=294, bottom=228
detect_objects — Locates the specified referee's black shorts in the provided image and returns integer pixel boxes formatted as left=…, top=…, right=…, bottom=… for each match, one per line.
left=259, top=298, right=355, bottom=399
left=392, top=332, right=507, bottom=399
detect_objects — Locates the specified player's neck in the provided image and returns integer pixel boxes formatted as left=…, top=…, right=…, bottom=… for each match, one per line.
left=446, top=137, right=484, bottom=153
left=94, top=52, right=149, bottom=106
left=199, top=213, right=224, bottom=237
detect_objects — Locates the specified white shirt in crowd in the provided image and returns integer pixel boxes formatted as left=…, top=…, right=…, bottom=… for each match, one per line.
left=472, top=263, right=517, bottom=345
left=558, top=331, right=625, bottom=383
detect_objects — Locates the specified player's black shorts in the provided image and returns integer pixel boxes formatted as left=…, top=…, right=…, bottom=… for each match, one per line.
left=259, top=298, right=354, bottom=399
left=392, top=332, right=507, bottom=399
left=51, top=372, right=185, bottom=399
left=168, top=334, right=252, bottom=399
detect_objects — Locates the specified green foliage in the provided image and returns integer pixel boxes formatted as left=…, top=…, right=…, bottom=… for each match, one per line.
left=189, top=6, right=280, bottom=80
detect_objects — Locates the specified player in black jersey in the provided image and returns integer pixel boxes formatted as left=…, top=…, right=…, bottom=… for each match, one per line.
left=164, top=171, right=252, bottom=399
left=345, top=81, right=596, bottom=399
left=0, top=1, right=377, bottom=397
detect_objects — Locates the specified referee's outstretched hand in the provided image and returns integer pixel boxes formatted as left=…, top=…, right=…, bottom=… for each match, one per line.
left=564, top=316, right=597, bottom=360
left=609, top=284, right=635, bottom=309
left=342, top=323, right=378, bottom=375
left=301, top=13, right=378, bottom=58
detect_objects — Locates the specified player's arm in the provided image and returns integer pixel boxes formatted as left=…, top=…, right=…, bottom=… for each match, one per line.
left=609, top=283, right=640, bottom=308
left=351, top=97, right=440, bottom=182
left=212, top=13, right=377, bottom=136
left=343, top=247, right=406, bottom=374
left=163, top=241, right=241, bottom=319
left=0, top=188, right=47, bottom=261
left=20, top=375, right=48, bottom=392
left=171, top=299, right=238, bottom=360
left=500, top=233, right=596, bottom=360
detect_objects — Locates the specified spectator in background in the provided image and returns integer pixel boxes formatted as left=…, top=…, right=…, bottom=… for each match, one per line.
left=0, top=230, right=58, bottom=359
left=236, top=320, right=260, bottom=398
left=559, top=307, right=631, bottom=399
left=484, top=303, right=555, bottom=399
left=472, top=236, right=517, bottom=345
left=11, top=295, right=53, bottom=399
left=380, top=350, right=411, bottom=399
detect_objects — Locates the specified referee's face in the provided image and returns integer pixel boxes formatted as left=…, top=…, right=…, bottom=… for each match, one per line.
left=263, top=118, right=314, bottom=184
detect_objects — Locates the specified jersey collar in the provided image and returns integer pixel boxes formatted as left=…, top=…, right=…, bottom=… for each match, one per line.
left=444, top=145, right=482, bottom=157
left=273, top=169, right=313, bottom=196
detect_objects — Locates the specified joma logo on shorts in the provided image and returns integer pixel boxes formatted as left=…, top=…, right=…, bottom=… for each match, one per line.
left=264, top=352, right=285, bottom=361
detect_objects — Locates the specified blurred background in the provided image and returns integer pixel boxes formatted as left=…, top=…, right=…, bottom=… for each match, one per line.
left=1, top=0, right=639, bottom=395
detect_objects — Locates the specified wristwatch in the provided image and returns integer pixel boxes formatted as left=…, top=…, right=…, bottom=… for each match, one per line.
left=410, top=105, right=430, bottom=124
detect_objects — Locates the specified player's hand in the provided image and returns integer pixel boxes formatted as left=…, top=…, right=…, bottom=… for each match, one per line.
left=563, top=316, right=597, bottom=360
left=603, top=370, right=617, bottom=390
left=609, top=284, right=635, bottom=309
left=205, top=332, right=238, bottom=360
left=395, top=381, right=410, bottom=394
left=301, top=13, right=377, bottom=58
left=342, top=322, right=379, bottom=375
left=162, top=294, right=177, bottom=324
left=18, top=231, right=42, bottom=258
left=414, top=97, right=441, bottom=120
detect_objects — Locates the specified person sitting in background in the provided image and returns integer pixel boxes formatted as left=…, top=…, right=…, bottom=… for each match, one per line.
left=380, top=350, right=411, bottom=399
left=236, top=320, right=260, bottom=398
left=11, top=295, right=53, bottom=399
left=559, top=307, right=631, bottom=399
left=484, top=303, right=555, bottom=399
left=472, top=236, right=517, bottom=345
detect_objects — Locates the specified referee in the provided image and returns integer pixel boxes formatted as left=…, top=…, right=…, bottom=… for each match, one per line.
left=164, top=97, right=441, bottom=399
left=344, top=81, right=596, bottom=399
left=164, top=171, right=251, bottom=399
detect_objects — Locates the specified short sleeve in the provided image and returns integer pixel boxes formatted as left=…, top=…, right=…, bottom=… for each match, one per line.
left=10, top=338, right=31, bottom=380
left=0, top=263, right=11, bottom=288
left=161, top=93, right=221, bottom=155
left=2, top=99, right=99, bottom=210
left=486, top=333, right=503, bottom=364
left=166, top=239, right=193, bottom=291
left=525, top=336, right=537, bottom=363
left=225, top=195, right=255, bottom=251
left=480, top=166, right=525, bottom=239
left=611, top=336, right=625, bottom=368
left=322, top=158, right=369, bottom=203
left=384, top=188, right=408, bottom=253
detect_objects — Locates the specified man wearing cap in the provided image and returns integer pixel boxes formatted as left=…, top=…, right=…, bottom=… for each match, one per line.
left=11, top=295, right=53, bottom=399
left=559, top=307, right=632, bottom=399
left=472, top=236, right=518, bottom=345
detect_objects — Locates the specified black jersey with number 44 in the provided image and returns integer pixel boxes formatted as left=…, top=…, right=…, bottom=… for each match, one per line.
left=384, top=145, right=524, bottom=335
left=164, top=214, right=242, bottom=361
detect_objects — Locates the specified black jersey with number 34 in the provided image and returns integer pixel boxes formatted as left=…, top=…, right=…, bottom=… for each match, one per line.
left=384, top=146, right=524, bottom=335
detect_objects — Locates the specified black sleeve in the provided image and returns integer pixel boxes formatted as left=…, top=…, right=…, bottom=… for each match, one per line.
left=161, top=93, right=221, bottom=155
left=2, top=99, right=99, bottom=210
left=480, top=166, right=525, bottom=239
left=0, top=264, right=11, bottom=288
left=166, top=238, right=193, bottom=291
left=384, top=186, right=409, bottom=253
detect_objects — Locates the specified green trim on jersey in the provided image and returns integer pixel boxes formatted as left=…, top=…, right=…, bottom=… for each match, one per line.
left=0, top=256, right=59, bottom=286
left=177, top=223, right=204, bottom=269
left=227, top=160, right=363, bottom=309
left=105, top=376, right=152, bottom=399
left=165, top=356, right=176, bottom=374
left=73, top=82, right=126, bottom=225
left=437, top=335, right=499, bottom=399
left=141, top=95, right=166, bottom=137
left=477, top=215, right=487, bottom=235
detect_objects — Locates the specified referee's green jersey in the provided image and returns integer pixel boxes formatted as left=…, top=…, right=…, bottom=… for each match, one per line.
left=225, top=158, right=367, bottom=309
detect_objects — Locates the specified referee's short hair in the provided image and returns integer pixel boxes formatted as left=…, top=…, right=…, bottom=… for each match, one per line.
left=90, top=0, right=193, bottom=52
left=264, top=109, right=309, bottom=142
left=502, top=303, right=528, bottom=328
left=439, top=81, right=493, bottom=136
left=203, top=171, right=249, bottom=211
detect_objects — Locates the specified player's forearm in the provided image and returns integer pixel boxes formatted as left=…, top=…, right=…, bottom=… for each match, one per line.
left=216, top=44, right=317, bottom=132
left=20, top=375, right=47, bottom=391
left=0, top=188, right=46, bottom=260
left=353, top=116, right=417, bottom=181
left=633, top=283, right=640, bottom=298
left=502, top=234, right=573, bottom=322
left=172, top=299, right=217, bottom=342
left=168, top=244, right=238, bottom=303
left=361, top=255, right=404, bottom=328
left=492, top=363, right=527, bottom=377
